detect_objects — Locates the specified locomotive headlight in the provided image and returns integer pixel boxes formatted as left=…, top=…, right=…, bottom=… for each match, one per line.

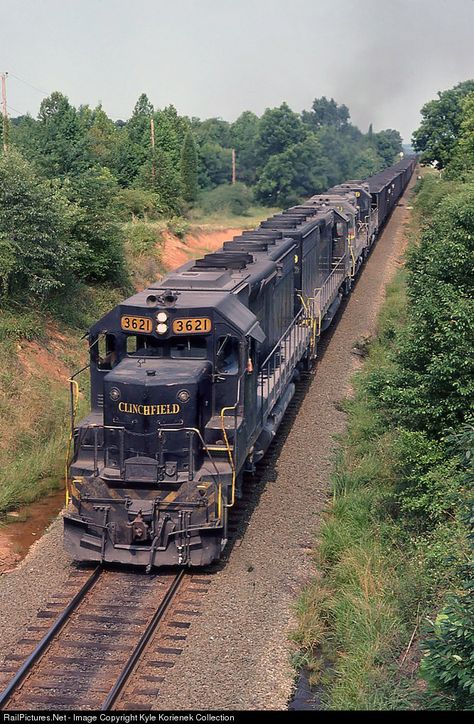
left=157, top=323, right=168, bottom=335
left=110, top=387, right=121, bottom=402
left=156, top=312, right=168, bottom=323
left=177, top=389, right=190, bottom=403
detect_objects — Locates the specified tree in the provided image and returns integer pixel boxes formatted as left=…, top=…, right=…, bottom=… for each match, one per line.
left=64, top=167, right=125, bottom=282
left=0, top=148, right=80, bottom=298
left=378, top=186, right=474, bottom=435
left=302, top=96, right=350, bottom=131
left=230, top=111, right=259, bottom=184
left=180, top=131, right=198, bottom=202
left=127, top=93, right=154, bottom=147
left=256, top=103, right=306, bottom=165
left=35, top=92, right=91, bottom=178
left=107, top=126, right=141, bottom=187
left=449, top=92, right=474, bottom=173
left=197, top=141, right=232, bottom=189
left=86, top=104, right=120, bottom=168
left=374, top=129, right=403, bottom=166
left=350, top=146, right=383, bottom=179
left=255, top=135, right=327, bottom=206
left=412, top=80, right=474, bottom=167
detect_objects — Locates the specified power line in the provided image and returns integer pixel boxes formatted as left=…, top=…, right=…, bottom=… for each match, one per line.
left=7, top=103, right=26, bottom=116
left=8, top=71, right=49, bottom=97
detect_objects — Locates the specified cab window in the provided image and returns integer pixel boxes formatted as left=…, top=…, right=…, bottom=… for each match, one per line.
left=170, top=336, right=207, bottom=359
left=96, top=334, right=117, bottom=370
left=216, top=336, right=240, bottom=374
left=125, top=335, right=206, bottom=359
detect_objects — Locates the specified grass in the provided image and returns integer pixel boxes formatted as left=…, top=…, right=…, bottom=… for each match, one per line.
left=187, top=204, right=281, bottom=230
left=291, top=269, right=433, bottom=710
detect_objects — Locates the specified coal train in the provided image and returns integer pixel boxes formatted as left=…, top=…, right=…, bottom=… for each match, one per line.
left=64, top=157, right=415, bottom=569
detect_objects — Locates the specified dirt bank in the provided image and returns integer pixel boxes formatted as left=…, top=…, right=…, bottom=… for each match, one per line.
left=161, top=228, right=245, bottom=270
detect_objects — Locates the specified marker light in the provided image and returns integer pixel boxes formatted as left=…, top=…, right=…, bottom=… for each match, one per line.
left=157, top=312, right=168, bottom=323
left=157, top=323, right=168, bottom=335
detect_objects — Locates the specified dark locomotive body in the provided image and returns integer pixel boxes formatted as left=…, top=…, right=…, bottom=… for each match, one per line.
left=64, top=157, right=415, bottom=569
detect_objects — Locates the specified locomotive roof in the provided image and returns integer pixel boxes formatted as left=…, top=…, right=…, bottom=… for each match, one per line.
left=92, top=287, right=266, bottom=342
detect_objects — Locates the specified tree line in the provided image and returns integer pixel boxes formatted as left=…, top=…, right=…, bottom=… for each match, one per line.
left=402, top=79, right=474, bottom=708
left=0, top=91, right=402, bottom=302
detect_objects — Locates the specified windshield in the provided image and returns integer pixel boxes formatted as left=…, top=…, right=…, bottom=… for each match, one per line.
left=126, top=335, right=207, bottom=359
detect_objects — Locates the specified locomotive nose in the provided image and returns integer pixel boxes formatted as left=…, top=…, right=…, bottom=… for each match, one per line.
left=101, top=356, right=212, bottom=478
left=104, top=356, right=211, bottom=432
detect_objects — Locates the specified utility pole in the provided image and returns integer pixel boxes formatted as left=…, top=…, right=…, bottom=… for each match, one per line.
left=231, top=148, right=236, bottom=185
left=150, top=117, right=156, bottom=181
left=1, top=72, right=8, bottom=153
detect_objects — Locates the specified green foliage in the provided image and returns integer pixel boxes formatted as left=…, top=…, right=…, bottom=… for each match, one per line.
left=448, top=92, right=474, bottom=176
left=374, top=129, right=403, bottom=166
left=230, top=111, right=259, bottom=185
left=34, top=92, right=92, bottom=178
left=302, top=96, right=350, bottom=130
left=412, top=80, right=474, bottom=167
left=180, top=131, right=198, bottom=202
left=64, top=167, right=126, bottom=283
left=421, top=575, right=474, bottom=710
left=112, top=187, right=162, bottom=220
left=166, top=216, right=189, bottom=239
left=257, top=102, right=307, bottom=164
left=420, top=422, right=474, bottom=708
left=124, top=221, right=161, bottom=255
left=0, top=148, right=80, bottom=299
left=197, top=182, right=253, bottom=216
left=369, top=185, right=474, bottom=437
left=255, top=135, right=326, bottom=206
left=196, top=140, right=232, bottom=189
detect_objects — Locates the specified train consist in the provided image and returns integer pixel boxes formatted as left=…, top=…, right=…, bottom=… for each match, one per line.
left=64, top=157, right=415, bottom=569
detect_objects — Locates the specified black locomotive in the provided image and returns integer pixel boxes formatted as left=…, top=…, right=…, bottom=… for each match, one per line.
left=64, top=157, right=415, bottom=569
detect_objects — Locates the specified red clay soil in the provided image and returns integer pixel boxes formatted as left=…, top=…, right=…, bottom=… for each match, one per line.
left=161, top=228, right=244, bottom=270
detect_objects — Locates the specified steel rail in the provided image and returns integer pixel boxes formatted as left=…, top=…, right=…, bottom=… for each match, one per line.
left=0, top=565, right=102, bottom=709
left=101, top=568, right=185, bottom=710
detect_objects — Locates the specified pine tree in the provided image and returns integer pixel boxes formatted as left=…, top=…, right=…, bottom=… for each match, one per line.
left=180, top=132, right=198, bottom=202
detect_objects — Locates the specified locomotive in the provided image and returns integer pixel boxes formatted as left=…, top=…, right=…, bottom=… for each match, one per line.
left=64, top=157, right=415, bottom=569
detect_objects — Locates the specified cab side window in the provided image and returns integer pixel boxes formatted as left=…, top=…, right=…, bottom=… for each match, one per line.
left=216, top=336, right=239, bottom=375
left=95, top=334, right=117, bottom=370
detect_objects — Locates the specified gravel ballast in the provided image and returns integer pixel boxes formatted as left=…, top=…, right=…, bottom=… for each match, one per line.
left=0, top=177, right=414, bottom=709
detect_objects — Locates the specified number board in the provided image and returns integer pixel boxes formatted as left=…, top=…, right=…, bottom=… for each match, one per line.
left=172, top=317, right=212, bottom=335
left=121, top=315, right=153, bottom=333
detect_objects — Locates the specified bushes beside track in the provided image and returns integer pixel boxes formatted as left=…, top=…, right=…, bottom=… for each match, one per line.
left=294, top=174, right=474, bottom=710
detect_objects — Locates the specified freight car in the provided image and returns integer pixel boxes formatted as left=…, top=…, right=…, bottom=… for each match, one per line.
left=64, top=157, right=415, bottom=569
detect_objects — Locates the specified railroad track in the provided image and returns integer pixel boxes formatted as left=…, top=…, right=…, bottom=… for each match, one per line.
left=0, top=566, right=212, bottom=711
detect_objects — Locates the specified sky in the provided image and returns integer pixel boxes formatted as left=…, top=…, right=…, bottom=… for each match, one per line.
left=1, top=0, right=474, bottom=143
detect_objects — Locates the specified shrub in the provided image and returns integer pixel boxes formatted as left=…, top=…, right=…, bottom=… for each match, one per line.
left=167, top=216, right=189, bottom=239
left=65, top=167, right=127, bottom=284
left=113, top=188, right=162, bottom=220
left=0, top=148, right=81, bottom=300
left=421, top=573, right=474, bottom=710
left=197, top=182, right=253, bottom=216
left=125, top=222, right=162, bottom=255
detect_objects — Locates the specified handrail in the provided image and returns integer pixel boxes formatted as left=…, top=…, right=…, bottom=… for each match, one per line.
left=260, top=308, right=306, bottom=370
left=218, top=373, right=244, bottom=510
left=65, top=365, right=90, bottom=507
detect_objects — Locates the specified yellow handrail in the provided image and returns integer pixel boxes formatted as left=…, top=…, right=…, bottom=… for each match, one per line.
left=220, top=405, right=237, bottom=508
left=64, top=378, right=80, bottom=507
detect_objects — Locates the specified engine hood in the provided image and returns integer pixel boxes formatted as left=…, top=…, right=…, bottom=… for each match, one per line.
left=103, top=357, right=211, bottom=432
